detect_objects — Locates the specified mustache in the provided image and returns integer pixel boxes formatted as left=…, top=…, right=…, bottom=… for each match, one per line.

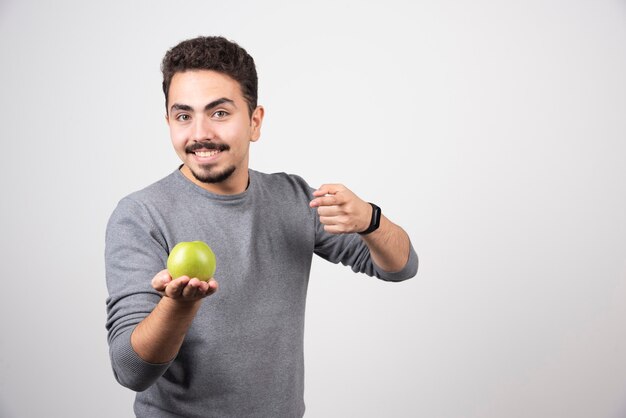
left=186, top=142, right=230, bottom=153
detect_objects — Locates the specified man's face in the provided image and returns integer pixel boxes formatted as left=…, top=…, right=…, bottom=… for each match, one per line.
left=166, top=70, right=263, bottom=194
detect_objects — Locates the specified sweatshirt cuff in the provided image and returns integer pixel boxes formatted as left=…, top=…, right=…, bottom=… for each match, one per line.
left=110, top=328, right=172, bottom=392
left=373, top=242, right=419, bottom=282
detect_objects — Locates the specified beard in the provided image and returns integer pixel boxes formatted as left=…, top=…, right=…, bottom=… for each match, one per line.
left=185, top=141, right=234, bottom=184
left=189, top=164, right=236, bottom=184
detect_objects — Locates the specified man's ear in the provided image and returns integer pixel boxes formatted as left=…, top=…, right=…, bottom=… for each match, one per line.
left=250, top=106, right=265, bottom=142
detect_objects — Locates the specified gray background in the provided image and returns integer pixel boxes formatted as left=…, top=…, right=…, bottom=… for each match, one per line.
left=1, top=1, right=625, bottom=417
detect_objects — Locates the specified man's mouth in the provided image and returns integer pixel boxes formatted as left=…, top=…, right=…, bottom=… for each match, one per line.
left=186, top=142, right=229, bottom=157
left=194, top=150, right=221, bottom=157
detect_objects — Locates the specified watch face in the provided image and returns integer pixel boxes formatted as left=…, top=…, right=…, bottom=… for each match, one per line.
left=372, top=204, right=381, bottom=227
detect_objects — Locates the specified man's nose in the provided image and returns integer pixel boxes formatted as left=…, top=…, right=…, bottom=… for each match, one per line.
left=192, top=117, right=215, bottom=142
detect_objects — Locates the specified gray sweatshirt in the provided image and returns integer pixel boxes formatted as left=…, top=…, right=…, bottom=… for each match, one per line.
left=105, top=168, right=418, bottom=417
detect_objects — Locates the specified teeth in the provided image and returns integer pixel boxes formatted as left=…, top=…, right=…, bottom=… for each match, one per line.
left=195, top=150, right=220, bottom=157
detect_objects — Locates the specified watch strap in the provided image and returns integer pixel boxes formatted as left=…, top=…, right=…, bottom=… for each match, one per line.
left=359, top=203, right=381, bottom=235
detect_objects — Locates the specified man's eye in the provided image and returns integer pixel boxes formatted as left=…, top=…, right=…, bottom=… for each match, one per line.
left=176, top=114, right=190, bottom=121
left=213, top=110, right=228, bottom=119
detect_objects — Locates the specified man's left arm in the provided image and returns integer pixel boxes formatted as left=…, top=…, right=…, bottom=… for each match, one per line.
left=309, top=183, right=411, bottom=273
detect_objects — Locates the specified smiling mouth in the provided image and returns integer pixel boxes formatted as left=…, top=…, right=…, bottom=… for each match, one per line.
left=186, top=142, right=229, bottom=157
left=194, top=150, right=221, bottom=157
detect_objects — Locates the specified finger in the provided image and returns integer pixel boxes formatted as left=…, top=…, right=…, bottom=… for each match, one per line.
left=323, top=213, right=351, bottom=222
left=165, top=276, right=190, bottom=298
left=316, top=204, right=346, bottom=217
left=311, top=185, right=338, bottom=204
left=320, top=217, right=339, bottom=232
left=313, top=184, right=344, bottom=197
left=319, top=215, right=354, bottom=229
left=312, top=186, right=331, bottom=198
left=182, top=278, right=218, bottom=299
left=182, top=278, right=202, bottom=299
left=152, top=269, right=172, bottom=291
left=206, top=278, right=219, bottom=296
left=310, top=194, right=342, bottom=208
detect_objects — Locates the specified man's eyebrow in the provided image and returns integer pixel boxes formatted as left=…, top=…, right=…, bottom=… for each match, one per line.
left=169, top=103, right=193, bottom=113
left=204, top=97, right=236, bottom=111
left=169, top=98, right=236, bottom=115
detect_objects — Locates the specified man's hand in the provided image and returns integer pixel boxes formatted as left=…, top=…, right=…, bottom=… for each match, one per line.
left=131, top=270, right=219, bottom=363
left=309, top=184, right=372, bottom=234
left=310, top=182, right=411, bottom=272
left=152, top=269, right=218, bottom=302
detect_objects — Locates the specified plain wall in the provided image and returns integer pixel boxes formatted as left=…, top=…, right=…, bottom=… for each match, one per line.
left=1, top=1, right=625, bottom=417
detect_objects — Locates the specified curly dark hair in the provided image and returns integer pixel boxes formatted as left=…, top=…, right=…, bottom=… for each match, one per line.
left=161, top=36, right=258, bottom=116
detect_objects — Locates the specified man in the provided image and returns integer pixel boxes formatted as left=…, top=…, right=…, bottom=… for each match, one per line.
left=105, top=36, right=418, bottom=418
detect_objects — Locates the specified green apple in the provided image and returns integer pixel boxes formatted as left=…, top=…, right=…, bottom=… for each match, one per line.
left=167, top=241, right=216, bottom=281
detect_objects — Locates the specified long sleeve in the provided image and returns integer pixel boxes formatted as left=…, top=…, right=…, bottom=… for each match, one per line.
left=311, top=194, right=418, bottom=282
left=105, top=197, right=172, bottom=391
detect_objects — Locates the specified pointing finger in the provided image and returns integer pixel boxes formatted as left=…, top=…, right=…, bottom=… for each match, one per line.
left=312, top=184, right=345, bottom=197
left=310, top=194, right=341, bottom=208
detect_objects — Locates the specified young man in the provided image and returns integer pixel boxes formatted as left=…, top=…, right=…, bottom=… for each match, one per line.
left=105, top=36, right=418, bottom=418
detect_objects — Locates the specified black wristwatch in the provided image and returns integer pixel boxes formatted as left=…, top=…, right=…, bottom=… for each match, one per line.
left=359, top=203, right=381, bottom=235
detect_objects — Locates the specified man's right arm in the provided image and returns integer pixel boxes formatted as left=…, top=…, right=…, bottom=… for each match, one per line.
left=130, top=270, right=217, bottom=364
left=105, top=197, right=216, bottom=391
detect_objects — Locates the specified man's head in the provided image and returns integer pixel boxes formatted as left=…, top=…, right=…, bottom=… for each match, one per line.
left=161, top=36, right=258, bottom=117
left=162, top=36, right=264, bottom=195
